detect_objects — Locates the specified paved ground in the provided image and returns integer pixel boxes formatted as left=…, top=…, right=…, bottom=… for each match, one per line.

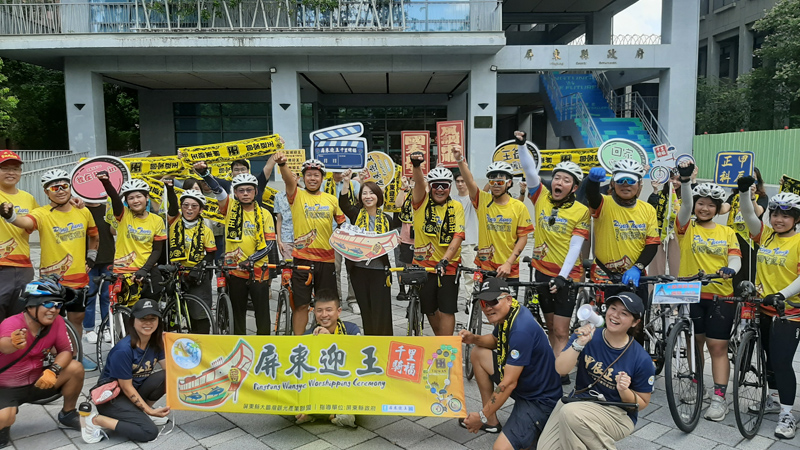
left=6, top=243, right=800, bottom=450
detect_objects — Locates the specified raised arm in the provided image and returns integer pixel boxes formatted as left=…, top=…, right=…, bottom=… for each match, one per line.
left=676, top=161, right=695, bottom=228
left=585, top=167, right=607, bottom=211
left=97, top=171, right=124, bottom=218
left=193, top=162, right=227, bottom=211
left=410, top=152, right=427, bottom=206
left=164, top=180, right=179, bottom=222
left=0, top=203, right=35, bottom=232
left=274, top=151, right=297, bottom=200
left=453, top=146, right=479, bottom=200
left=514, top=131, right=541, bottom=192
left=735, top=176, right=763, bottom=235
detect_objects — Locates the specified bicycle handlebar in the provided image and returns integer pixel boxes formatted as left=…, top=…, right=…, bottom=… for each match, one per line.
left=385, top=266, right=436, bottom=274
left=457, top=266, right=497, bottom=278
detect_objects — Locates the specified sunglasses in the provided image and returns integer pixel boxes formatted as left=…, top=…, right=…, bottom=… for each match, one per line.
left=479, top=294, right=507, bottom=308
left=41, top=301, right=63, bottom=309
left=430, top=182, right=451, bottom=191
left=769, top=201, right=797, bottom=211
left=487, top=179, right=508, bottom=187
left=615, top=177, right=638, bottom=186
left=548, top=208, right=559, bottom=226
left=47, top=184, right=70, bottom=192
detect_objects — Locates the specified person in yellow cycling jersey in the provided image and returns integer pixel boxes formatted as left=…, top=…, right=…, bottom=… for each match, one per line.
left=409, top=152, right=465, bottom=336
left=453, top=145, right=532, bottom=283
left=98, top=173, right=166, bottom=300
left=515, top=131, right=590, bottom=370
left=274, top=152, right=346, bottom=335
left=675, top=160, right=740, bottom=422
left=1, top=169, right=99, bottom=370
left=164, top=181, right=217, bottom=334
left=738, top=176, right=800, bottom=439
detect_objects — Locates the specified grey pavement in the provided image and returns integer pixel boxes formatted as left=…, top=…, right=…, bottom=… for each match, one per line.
left=6, top=243, right=800, bottom=449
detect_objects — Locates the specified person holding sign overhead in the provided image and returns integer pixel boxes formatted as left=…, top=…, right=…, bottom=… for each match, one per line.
left=674, top=159, right=740, bottom=422
left=515, top=131, right=591, bottom=368
left=274, top=152, right=346, bottom=335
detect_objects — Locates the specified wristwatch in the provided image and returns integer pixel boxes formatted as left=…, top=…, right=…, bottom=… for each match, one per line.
left=633, top=263, right=645, bottom=272
left=479, top=410, right=488, bottom=424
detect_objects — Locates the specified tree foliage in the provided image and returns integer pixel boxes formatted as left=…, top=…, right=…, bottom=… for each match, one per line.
left=695, top=77, right=749, bottom=134
left=0, top=58, right=19, bottom=135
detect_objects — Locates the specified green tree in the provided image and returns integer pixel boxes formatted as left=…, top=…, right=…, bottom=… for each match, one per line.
left=695, top=77, right=750, bottom=134
left=0, top=58, right=19, bottom=136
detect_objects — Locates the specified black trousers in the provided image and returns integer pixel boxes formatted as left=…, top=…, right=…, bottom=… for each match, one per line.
left=350, top=266, right=393, bottom=336
left=760, top=316, right=800, bottom=405
left=228, top=276, right=271, bottom=335
left=96, top=371, right=166, bottom=442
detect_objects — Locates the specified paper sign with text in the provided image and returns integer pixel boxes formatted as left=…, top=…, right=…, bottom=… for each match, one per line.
left=714, top=151, right=754, bottom=188
left=401, top=131, right=430, bottom=178
left=435, top=121, right=464, bottom=168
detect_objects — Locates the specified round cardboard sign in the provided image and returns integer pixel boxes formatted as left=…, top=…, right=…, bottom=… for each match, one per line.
left=675, top=154, right=695, bottom=168
left=597, top=138, right=649, bottom=173
left=364, top=151, right=395, bottom=187
left=649, top=166, right=671, bottom=185
left=492, top=140, right=541, bottom=177
left=70, top=156, right=130, bottom=203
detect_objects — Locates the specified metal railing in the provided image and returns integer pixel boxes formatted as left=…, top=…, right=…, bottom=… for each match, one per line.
left=110, top=150, right=151, bottom=158
left=14, top=150, right=73, bottom=161
left=0, top=0, right=501, bottom=34
left=541, top=71, right=602, bottom=148
left=593, top=70, right=670, bottom=146
left=568, top=34, right=661, bottom=46
left=20, top=161, right=82, bottom=207
left=22, top=152, right=89, bottom=172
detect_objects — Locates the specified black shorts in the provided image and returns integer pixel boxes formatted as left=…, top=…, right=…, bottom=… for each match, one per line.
left=418, top=273, right=459, bottom=315
left=291, top=259, right=337, bottom=308
left=398, top=243, right=414, bottom=265
left=691, top=298, right=736, bottom=340
left=63, top=287, right=88, bottom=314
left=488, top=354, right=550, bottom=449
left=535, top=272, right=575, bottom=318
left=0, top=383, right=60, bottom=409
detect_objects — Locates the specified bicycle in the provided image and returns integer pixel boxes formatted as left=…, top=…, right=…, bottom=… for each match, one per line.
left=713, top=280, right=772, bottom=439
left=519, top=256, right=546, bottom=329
left=386, top=265, right=436, bottom=336
left=207, top=264, right=235, bottom=335
left=261, top=261, right=313, bottom=336
left=457, top=266, right=498, bottom=381
left=157, top=264, right=217, bottom=335
left=94, top=273, right=144, bottom=372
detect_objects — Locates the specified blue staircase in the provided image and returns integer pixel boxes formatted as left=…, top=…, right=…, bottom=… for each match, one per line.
left=541, top=73, right=654, bottom=153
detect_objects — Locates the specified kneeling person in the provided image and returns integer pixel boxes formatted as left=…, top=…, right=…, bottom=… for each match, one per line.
left=459, top=278, right=561, bottom=450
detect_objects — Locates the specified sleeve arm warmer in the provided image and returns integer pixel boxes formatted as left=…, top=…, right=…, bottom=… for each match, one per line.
left=727, top=254, right=741, bottom=273
left=780, top=275, right=800, bottom=301
left=517, top=144, right=541, bottom=190
left=142, top=240, right=164, bottom=272
left=738, top=192, right=764, bottom=235
left=635, top=243, right=658, bottom=268
left=100, top=178, right=124, bottom=218
left=558, top=235, right=586, bottom=279
left=586, top=180, right=602, bottom=210
left=677, top=182, right=694, bottom=227
left=166, top=184, right=179, bottom=218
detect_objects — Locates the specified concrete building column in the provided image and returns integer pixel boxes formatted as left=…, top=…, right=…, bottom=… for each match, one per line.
left=467, top=57, right=497, bottom=172
left=706, top=37, right=720, bottom=81
left=739, top=24, right=754, bottom=75
left=270, top=69, right=302, bottom=151
left=660, top=0, right=700, bottom=155
left=64, top=59, right=107, bottom=156
left=587, top=9, right=613, bottom=45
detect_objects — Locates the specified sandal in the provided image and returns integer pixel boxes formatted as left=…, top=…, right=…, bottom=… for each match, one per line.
left=295, top=414, right=316, bottom=425
left=457, top=418, right=502, bottom=434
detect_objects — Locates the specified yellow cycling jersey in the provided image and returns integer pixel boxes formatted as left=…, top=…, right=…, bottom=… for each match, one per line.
left=288, top=188, right=345, bottom=263
left=28, top=206, right=97, bottom=288
left=113, top=209, right=167, bottom=273
left=676, top=219, right=741, bottom=298
left=593, top=195, right=660, bottom=274
left=753, top=225, right=800, bottom=321
left=0, top=190, right=38, bottom=267
left=473, top=190, right=532, bottom=278
left=168, top=219, right=217, bottom=268
left=412, top=193, right=465, bottom=276
left=224, top=206, right=276, bottom=280
left=529, top=186, right=590, bottom=279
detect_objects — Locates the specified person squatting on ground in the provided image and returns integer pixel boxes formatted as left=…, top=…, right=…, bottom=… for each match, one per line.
left=409, top=152, right=465, bottom=337
left=737, top=175, right=800, bottom=439
left=80, top=299, right=170, bottom=443
left=0, top=278, right=86, bottom=447
left=538, top=292, right=655, bottom=449
left=459, top=277, right=561, bottom=450
left=674, top=160, right=740, bottom=421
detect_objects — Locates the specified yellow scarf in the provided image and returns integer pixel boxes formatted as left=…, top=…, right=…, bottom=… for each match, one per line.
left=495, top=299, right=521, bottom=381
left=226, top=199, right=266, bottom=252
left=355, top=208, right=389, bottom=233
left=399, top=193, right=413, bottom=224
left=423, top=196, right=456, bottom=246
left=335, top=319, right=347, bottom=335
left=169, top=219, right=206, bottom=264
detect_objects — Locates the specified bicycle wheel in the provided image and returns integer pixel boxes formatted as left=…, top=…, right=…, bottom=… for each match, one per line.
left=96, top=306, right=131, bottom=372
left=216, top=293, right=235, bottom=335
left=733, top=330, right=767, bottom=439
left=643, top=304, right=667, bottom=375
left=664, top=319, right=703, bottom=432
left=407, top=289, right=423, bottom=336
left=274, top=289, right=292, bottom=335
left=33, top=321, right=83, bottom=405
left=164, top=294, right=217, bottom=334
left=464, top=300, right=482, bottom=381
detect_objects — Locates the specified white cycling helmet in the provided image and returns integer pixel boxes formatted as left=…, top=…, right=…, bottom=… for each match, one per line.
left=120, top=179, right=150, bottom=197
left=692, top=183, right=726, bottom=201
left=611, top=159, right=646, bottom=182
left=485, top=161, right=514, bottom=179
left=769, top=192, right=800, bottom=212
left=426, top=167, right=454, bottom=183
left=180, top=189, right=206, bottom=207
left=41, top=169, right=70, bottom=187
left=301, top=159, right=326, bottom=175
left=552, top=161, right=584, bottom=184
left=231, top=173, right=258, bottom=189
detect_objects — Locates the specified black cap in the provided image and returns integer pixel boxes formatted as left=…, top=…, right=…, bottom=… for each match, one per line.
left=476, top=277, right=512, bottom=301
left=606, top=292, right=644, bottom=317
left=132, top=299, right=161, bottom=319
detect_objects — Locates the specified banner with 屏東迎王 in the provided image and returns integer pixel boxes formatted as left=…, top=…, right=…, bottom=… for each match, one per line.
left=164, top=333, right=466, bottom=417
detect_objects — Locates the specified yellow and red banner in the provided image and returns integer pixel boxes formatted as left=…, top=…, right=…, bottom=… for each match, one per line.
left=164, top=334, right=466, bottom=417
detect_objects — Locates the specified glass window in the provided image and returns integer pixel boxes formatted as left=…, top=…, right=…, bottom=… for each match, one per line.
left=222, top=117, right=270, bottom=131
left=174, top=102, right=272, bottom=152
left=221, top=103, right=270, bottom=116
left=174, top=117, right=220, bottom=131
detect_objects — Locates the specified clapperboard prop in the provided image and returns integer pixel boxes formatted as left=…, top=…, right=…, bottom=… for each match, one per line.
left=310, top=123, right=368, bottom=172
left=714, top=151, right=754, bottom=188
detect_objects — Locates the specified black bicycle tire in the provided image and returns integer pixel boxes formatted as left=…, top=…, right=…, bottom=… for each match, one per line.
left=407, top=288, right=423, bottom=336
left=32, top=320, right=83, bottom=405
left=281, top=291, right=293, bottom=336
left=96, top=306, right=131, bottom=372
left=664, top=319, right=703, bottom=432
left=274, top=290, right=291, bottom=336
left=643, top=304, right=667, bottom=376
left=165, top=294, right=216, bottom=334
left=464, top=301, right=480, bottom=380
left=216, top=293, right=235, bottom=335
left=733, top=330, right=766, bottom=439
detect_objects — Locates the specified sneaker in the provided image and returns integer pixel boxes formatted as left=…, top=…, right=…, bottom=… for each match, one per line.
left=150, top=415, right=170, bottom=426
left=776, top=413, right=797, bottom=439
left=80, top=410, right=105, bottom=444
left=751, top=394, right=781, bottom=414
left=396, top=292, right=409, bottom=302
left=85, top=330, right=98, bottom=344
left=349, top=302, right=361, bottom=315
left=704, top=395, right=729, bottom=421
left=102, top=328, right=111, bottom=343
left=331, top=414, right=356, bottom=428
left=82, top=356, right=97, bottom=371
left=58, top=409, right=81, bottom=431
left=0, top=426, right=9, bottom=449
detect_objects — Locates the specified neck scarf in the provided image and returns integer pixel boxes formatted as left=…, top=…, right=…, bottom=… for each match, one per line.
left=399, top=193, right=414, bottom=223
left=226, top=199, right=266, bottom=252
left=423, top=195, right=456, bottom=246
left=326, top=178, right=356, bottom=206
left=495, top=299, right=521, bottom=381
left=548, top=191, right=575, bottom=210
left=335, top=319, right=347, bottom=335
left=355, top=207, right=389, bottom=233
left=169, top=217, right=205, bottom=264
left=611, top=190, right=637, bottom=207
